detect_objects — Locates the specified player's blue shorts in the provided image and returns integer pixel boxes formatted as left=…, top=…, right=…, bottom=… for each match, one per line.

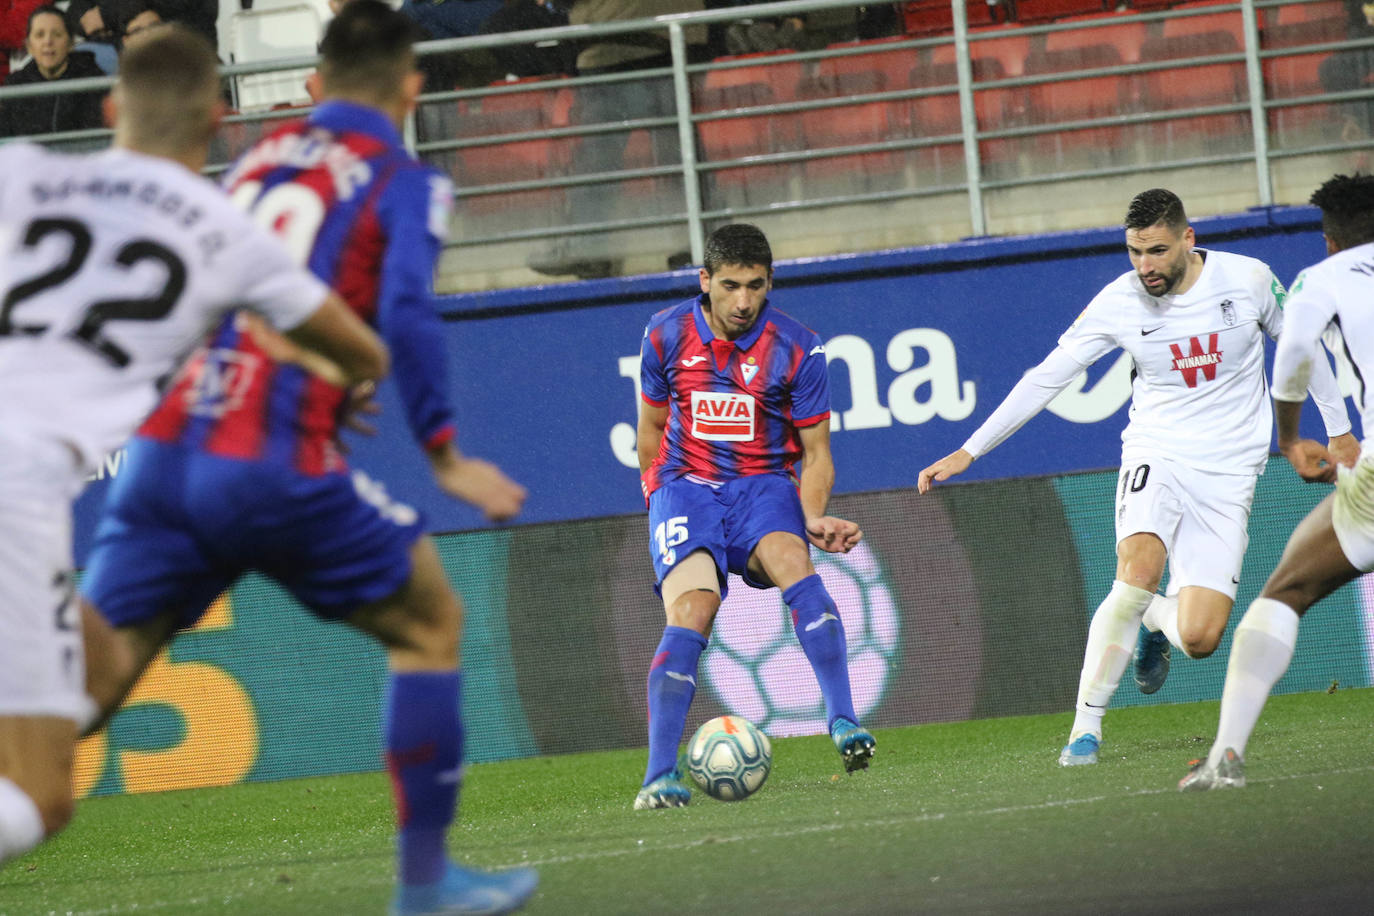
left=83, top=437, right=423, bottom=631
left=647, top=472, right=807, bottom=597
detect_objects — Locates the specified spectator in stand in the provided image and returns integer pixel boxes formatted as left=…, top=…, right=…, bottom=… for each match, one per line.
left=120, top=6, right=163, bottom=49
left=479, top=0, right=574, bottom=79
left=526, top=0, right=706, bottom=279
left=147, top=0, right=217, bottom=48
left=1, top=0, right=46, bottom=84
left=1319, top=0, right=1374, bottom=140
left=400, top=0, right=502, bottom=40
left=708, top=0, right=807, bottom=56
left=66, top=0, right=145, bottom=72
left=0, top=5, right=106, bottom=138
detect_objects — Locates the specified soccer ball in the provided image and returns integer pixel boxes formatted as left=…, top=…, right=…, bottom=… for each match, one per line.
left=686, top=715, right=772, bottom=801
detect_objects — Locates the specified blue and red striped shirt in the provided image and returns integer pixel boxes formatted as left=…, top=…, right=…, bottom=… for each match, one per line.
left=139, top=101, right=456, bottom=474
left=640, top=295, right=830, bottom=496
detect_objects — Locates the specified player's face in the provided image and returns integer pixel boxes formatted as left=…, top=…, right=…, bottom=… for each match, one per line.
left=1126, top=223, right=1194, bottom=297
left=700, top=263, right=771, bottom=339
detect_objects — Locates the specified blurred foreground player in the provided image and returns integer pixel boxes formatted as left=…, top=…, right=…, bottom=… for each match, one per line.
left=633, top=224, right=874, bottom=809
left=917, top=189, right=1355, bottom=767
left=0, top=26, right=385, bottom=865
left=1180, top=174, right=1374, bottom=790
left=79, top=3, right=536, bottom=913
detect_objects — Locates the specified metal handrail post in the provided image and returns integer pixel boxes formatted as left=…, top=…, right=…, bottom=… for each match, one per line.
left=669, top=22, right=705, bottom=268
left=952, top=0, right=986, bottom=237
left=1239, top=0, right=1273, bottom=205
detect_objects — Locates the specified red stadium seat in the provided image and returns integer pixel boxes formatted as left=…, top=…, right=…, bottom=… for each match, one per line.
left=1137, top=29, right=1249, bottom=156
left=1023, top=42, right=1135, bottom=161
left=695, top=80, right=800, bottom=201
left=902, top=1, right=1005, bottom=37
left=799, top=70, right=913, bottom=189
left=1013, top=0, right=1109, bottom=25
left=452, top=79, right=574, bottom=216
left=1261, top=0, right=1347, bottom=49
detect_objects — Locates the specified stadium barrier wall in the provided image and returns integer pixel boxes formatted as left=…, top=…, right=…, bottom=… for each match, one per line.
left=71, top=209, right=1373, bottom=797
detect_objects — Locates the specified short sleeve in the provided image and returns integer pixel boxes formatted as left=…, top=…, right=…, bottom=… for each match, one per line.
left=640, top=323, right=669, bottom=406
left=227, top=218, right=330, bottom=332
left=790, top=334, right=830, bottom=426
left=1056, top=292, right=1121, bottom=367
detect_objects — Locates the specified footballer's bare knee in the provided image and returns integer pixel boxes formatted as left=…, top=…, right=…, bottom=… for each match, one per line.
left=666, top=588, right=719, bottom=635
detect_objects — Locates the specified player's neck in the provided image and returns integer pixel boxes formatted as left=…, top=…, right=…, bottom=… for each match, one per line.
left=1171, top=250, right=1206, bottom=297
left=114, top=134, right=207, bottom=174
left=327, top=92, right=408, bottom=132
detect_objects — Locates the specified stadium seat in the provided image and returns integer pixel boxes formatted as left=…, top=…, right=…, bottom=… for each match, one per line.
left=1013, top=1, right=1110, bottom=25
left=1022, top=42, right=1134, bottom=161
left=901, top=1, right=1006, bottom=36
left=1137, top=29, right=1250, bottom=156
left=798, top=70, right=911, bottom=191
left=451, top=79, right=574, bottom=217
left=700, top=51, right=806, bottom=103
left=695, top=80, right=800, bottom=204
left=229, top=4, right=321, bottom=111
left=1260, top=0, right=1347, bottom=49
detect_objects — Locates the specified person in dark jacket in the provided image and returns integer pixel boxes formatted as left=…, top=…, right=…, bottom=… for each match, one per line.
left=0, top=5, right=106, bottom=137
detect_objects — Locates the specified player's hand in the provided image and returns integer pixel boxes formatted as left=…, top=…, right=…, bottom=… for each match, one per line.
left=431, top=452, right=527, bottom=521
left=1280, top=438, right=1337, bottom=483
left=917, top=448, right=973, bottom=494
left=1327, top=432, right=1361, bottom=469
left=334, top=381, right=380, bottom=454
left=805, top=516, right=862, bottom=553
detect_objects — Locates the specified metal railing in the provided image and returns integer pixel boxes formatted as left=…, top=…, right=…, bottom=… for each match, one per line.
left=2, top=0, right=1370, bottom=281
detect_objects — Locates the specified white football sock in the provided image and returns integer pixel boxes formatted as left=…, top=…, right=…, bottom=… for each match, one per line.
left=1209, top=597, right=1300, bottom=767
left=0, top=777, right=44, bottom=863
left=1070, top=580, right=1155, bottom=739
left=1142, top=593, right=1194, bottom=657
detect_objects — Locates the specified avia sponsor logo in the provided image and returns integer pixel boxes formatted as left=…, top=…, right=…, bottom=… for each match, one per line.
left=690, top=390, right=755, bottom=441
left=86, top=448, right=127, bottom=482
left=1169, top=334, right=1222, bottom=388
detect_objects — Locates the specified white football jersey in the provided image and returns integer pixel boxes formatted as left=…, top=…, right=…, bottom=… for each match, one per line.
left=1058, top=249, right=1286, bottom=475
left=0, top=143, right=328, bottom=473
left=1274, top=240, right=1374, bottom=436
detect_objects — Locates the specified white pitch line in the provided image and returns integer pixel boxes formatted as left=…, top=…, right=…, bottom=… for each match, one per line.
left=516, top=762, right=1374, bottom=868
left=52, top=763, right=1374, bottom=913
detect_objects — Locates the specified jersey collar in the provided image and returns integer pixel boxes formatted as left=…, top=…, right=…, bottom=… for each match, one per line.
left=692, top=293, right=771, bottom=351
left=307, top=100, right=404, bottom=149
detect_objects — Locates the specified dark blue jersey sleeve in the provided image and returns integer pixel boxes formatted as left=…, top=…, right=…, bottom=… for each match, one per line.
left=376, top=165, right=457, bottom=450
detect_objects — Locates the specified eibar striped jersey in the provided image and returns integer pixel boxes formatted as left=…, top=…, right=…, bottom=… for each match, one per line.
left=640, top=295, right=830, bottom=496
left=139, top=101, right=457, bottom=475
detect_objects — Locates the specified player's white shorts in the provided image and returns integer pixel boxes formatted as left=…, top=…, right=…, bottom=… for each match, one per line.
left=1114, top=456, right=1256, bottom=599
left=0, top=432, right=94, bottom=725
left=1332, top=445, right=1374, bottom=572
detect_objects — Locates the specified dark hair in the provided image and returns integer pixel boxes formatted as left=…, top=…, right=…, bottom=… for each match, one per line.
left=1124, top=188, right=1188, bottom=233
left=318, top=0, right=422, bottom=95
left=703, top=223, right=773, bottom=274
left=1310, top=173, right=1374, bottom=250
left=26, top=5, right=68, bottom=37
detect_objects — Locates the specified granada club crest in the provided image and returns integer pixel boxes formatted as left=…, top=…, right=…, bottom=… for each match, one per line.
left=1219, top=299, right=1236, bottom=326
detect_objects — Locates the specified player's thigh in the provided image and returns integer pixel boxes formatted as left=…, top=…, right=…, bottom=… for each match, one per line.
left=722, top=474, right=809, bottom=590
left=1113, top=459, right=1179, bottom=588
left=0, top=455, right=91, bottom=728
left=1167, top=467, right=1256, bottom=600
left=346, top=535, right=461, bottom=667
left=0, top=715, right=78, bottom=832
left=648, top=478, right=728, bottom=596
left=1265, top=489, right=1364, bottom=613
left=661, top=549, right=724, bottom=633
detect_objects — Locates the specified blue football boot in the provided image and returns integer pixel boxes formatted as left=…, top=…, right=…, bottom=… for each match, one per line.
left=830, top=716, right=876, bottom=773
left=1133, top=628, right=1172, bottom=695
left=633, top=767, right=691, bottom=809
left=391, top=862, right=538, bottom=916
left=1058, top=733, right=1100, bottom=766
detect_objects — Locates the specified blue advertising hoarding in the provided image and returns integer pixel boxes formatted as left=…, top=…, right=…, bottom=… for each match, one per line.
left=71, top=205, right=1341, bottom=561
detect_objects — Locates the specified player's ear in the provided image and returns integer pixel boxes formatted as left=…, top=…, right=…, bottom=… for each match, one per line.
left=1325, top=234, right=1339, bottom=256
left=402, top=70, right=424, bottom=113
left=699, top=267, right=711, bottom=294
left=1182, top=225, right=1196, bottom=250
left=102, top=90, right=117, bottom=129
left=305, top=71, right=323, bottom=104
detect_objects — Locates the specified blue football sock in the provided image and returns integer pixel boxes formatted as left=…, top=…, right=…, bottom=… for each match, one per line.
left=385, top=669, right=462, bottom=886
left=644, top=625, right=708, bottom=785
left=784, top=574, right=857, bottom=727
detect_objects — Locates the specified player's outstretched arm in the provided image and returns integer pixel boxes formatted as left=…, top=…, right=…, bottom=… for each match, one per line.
left=917, top=448, right=973, bottom=494
left=427, top=441, right=527, bottom=521
left=797, top=420, right=862, bottom=553
left=285, top=292, right=390, bottom=385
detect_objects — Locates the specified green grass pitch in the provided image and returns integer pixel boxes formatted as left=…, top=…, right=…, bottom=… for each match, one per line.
left=4, top=688, right=1372, bottom=915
